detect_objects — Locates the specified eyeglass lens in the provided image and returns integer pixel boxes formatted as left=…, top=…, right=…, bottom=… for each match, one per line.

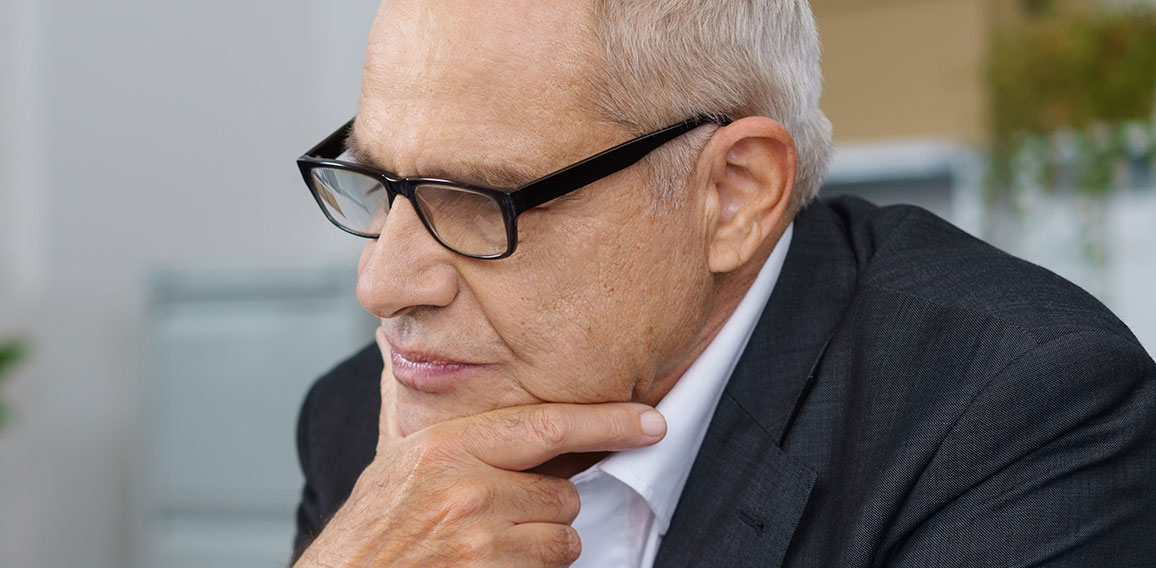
left=309, top=167, right=509, bottom=256
left=310, top=168, right=390, bottom=234
left=414, top=184, right=507, bottom=257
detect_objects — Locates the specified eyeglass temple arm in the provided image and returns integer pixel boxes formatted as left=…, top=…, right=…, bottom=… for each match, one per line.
left=517, top=115, right=729, bottom=210
left=302, top=118, right=356, bottom=160
left=300, top=114, right=730, bottom=208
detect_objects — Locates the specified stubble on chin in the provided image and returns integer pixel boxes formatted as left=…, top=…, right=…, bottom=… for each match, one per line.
left=376, top=327, right=406, bottom=441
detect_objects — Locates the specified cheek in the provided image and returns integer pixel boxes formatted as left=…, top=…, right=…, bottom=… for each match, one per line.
left=473, top=206, right=709, bottom=403
left=577, top=210, right=713, bottom=385
left=460, top=223, right=631, bottom=401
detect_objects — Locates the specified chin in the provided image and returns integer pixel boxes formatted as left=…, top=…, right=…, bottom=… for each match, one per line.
left=393, top=393, right=482, bottom=437
left=395, top=404, right=446, bottom=437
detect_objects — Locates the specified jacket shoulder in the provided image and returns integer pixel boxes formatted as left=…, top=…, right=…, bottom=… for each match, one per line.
left=826, top=196, right=1136, bottom=345
left=293, top=343, right=381, bottom=555
left=299, top=341, right=381, bottom=479
left=303, top=342, right=382, bottom=422
left=783, top=199, right=1156, bottom=565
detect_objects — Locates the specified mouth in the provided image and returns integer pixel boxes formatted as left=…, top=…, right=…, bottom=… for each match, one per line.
left=377, top=327, right=488, bottom=394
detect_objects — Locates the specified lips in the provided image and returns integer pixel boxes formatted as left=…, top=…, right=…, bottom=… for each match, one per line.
left=377, top=327, right=487, bottom=394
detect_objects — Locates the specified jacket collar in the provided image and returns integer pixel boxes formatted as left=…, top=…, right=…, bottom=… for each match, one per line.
left=654, top=200, right=860, bottom=568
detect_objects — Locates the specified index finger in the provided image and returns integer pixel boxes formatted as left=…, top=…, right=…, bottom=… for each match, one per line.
left=453, top=402, right=667, bottom=471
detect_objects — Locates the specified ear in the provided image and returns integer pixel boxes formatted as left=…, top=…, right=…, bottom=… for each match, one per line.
left=695, top=117, right=797, bottom=274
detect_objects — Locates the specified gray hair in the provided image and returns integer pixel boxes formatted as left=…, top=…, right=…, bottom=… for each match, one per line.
left=588, top=0, right=833, bottom=213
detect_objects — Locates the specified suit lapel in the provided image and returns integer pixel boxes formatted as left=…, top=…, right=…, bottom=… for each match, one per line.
left=654, top=202, right=859, bottom=568
left=651, top=393, right=818, bottom=568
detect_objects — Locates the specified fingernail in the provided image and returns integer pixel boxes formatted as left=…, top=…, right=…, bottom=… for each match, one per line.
left=640, top=410, right=667, bottom=438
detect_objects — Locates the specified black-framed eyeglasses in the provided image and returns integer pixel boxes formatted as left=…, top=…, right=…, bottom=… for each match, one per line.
left=296, top=114, right=729, bottom=259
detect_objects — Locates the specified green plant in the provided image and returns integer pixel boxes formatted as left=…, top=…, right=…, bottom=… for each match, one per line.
left=0, top=338, right=27, bottom=431
left=986, top=3, right=1156, bottom=198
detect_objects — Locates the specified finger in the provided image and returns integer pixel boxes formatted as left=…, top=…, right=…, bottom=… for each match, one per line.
left=459, top=402, right=667, bottom=471
left=501, top=523, right=582, bottom=568
left=490, top=471, right=580, bottom=525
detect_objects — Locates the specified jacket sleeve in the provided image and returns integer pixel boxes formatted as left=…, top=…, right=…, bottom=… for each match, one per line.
left=890, top=330, right=1156, bottom=567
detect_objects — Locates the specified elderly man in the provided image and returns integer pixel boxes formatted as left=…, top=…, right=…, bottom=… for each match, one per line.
left=290, top=1, right=1156, bottom=566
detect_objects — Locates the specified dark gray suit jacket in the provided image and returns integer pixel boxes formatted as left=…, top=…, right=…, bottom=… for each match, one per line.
left=293, top=197, right=1156, bottom=566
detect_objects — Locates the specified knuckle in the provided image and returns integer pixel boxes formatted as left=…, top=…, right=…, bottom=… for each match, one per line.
left=557, top=481, right=581, bottom=517
left=551, top=526, right=581, bottom=564
left=526, top=406, right=568, bottom=448
left=606, top=412, right=633, bottom=442
left=441, top=484, right=496, bottom=522
left=535, top=478, right=580, bottom=520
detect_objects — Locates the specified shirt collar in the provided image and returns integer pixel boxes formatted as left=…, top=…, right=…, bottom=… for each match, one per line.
left=573, top=223, right=794, bottom=533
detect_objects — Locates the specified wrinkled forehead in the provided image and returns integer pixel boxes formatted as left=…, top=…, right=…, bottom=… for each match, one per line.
left=356, top=0, right=612, bottom=179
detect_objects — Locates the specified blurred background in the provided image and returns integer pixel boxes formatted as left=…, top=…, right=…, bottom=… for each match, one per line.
left=1, top=0, right=1154, bottom=567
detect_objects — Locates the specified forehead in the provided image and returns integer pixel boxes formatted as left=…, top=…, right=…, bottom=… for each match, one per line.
left=356, top=0, right=616, bottom=182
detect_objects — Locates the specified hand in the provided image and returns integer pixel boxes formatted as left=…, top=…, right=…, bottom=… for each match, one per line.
left=293, top=370, right=667, bottom=567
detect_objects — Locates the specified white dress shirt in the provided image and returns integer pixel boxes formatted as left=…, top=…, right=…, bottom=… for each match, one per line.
left=569, top=224, right=794, bottom=568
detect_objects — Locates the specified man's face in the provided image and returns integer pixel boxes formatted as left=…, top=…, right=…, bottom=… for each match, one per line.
left=356, top=0, right=717, bottom=435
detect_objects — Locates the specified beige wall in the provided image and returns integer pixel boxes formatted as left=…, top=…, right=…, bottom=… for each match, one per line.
left=814, top=0, right=993, bottom=144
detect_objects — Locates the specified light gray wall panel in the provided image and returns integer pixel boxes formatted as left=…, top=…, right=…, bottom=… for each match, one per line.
left=142, top=268, right=375, bottom=568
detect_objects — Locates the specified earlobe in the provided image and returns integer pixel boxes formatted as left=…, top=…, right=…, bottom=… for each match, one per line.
left=699, top=117, right=797, bottom=274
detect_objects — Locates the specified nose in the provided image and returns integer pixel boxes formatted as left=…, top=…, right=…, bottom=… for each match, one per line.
left=357, top=196, right=460, bottom=318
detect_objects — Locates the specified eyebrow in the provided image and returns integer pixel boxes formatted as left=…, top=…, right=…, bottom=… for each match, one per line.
left=345, top=127, right=542, bottom=190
